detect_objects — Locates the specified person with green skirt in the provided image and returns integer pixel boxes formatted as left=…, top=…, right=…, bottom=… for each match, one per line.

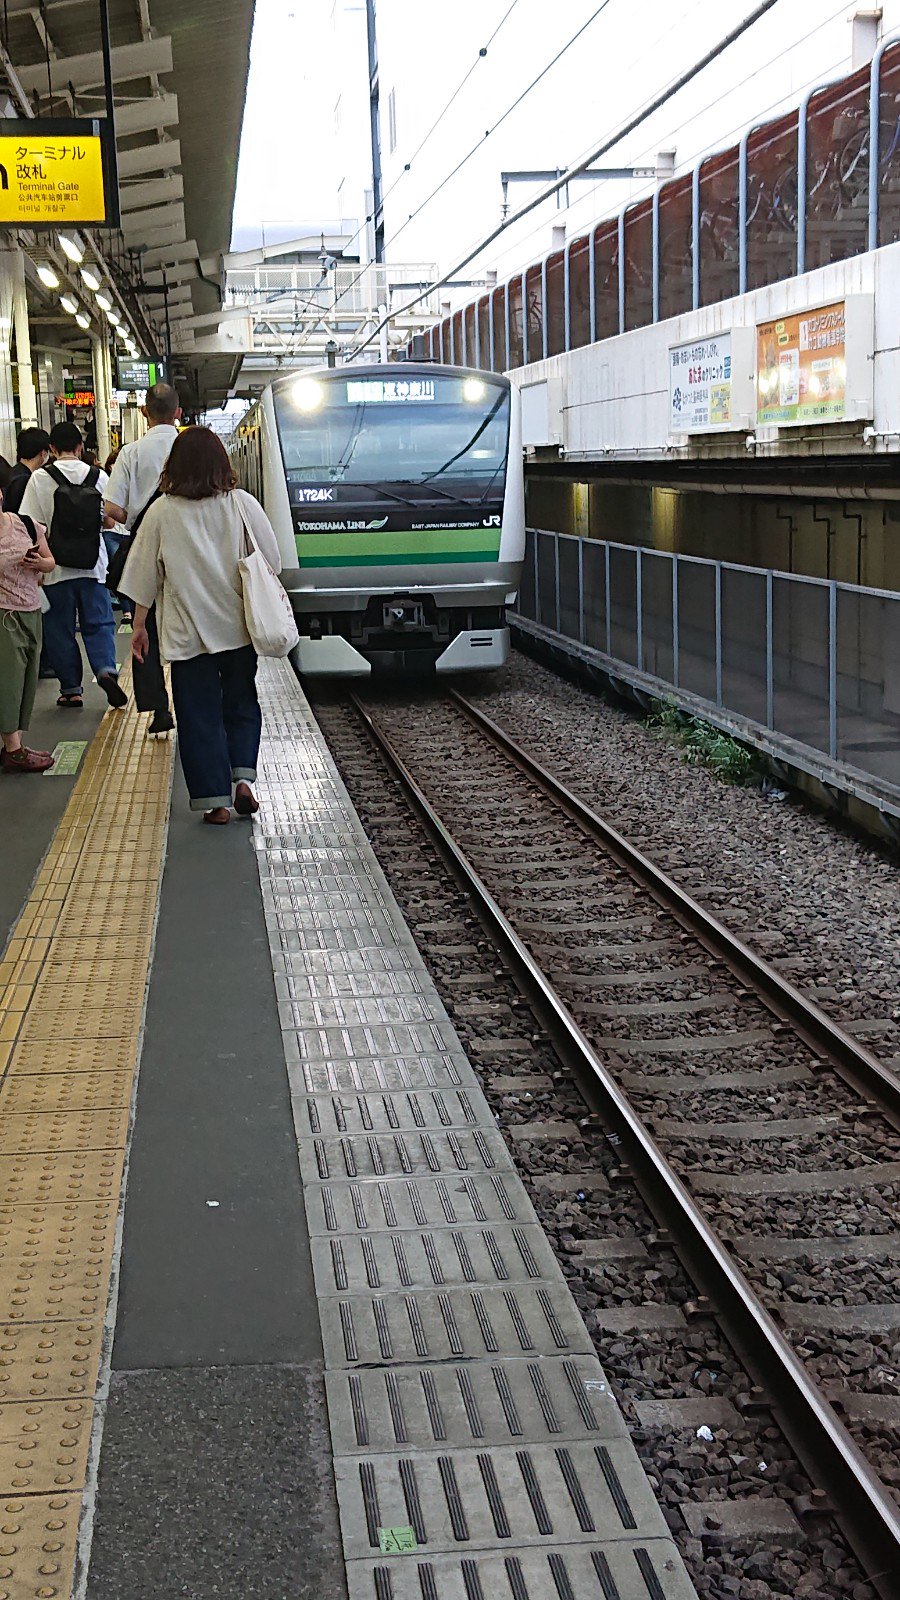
left=0, top=505, right=56, bottom=772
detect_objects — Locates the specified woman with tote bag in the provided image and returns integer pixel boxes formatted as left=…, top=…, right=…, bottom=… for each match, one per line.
left=122, top=427, right=294, bottom=824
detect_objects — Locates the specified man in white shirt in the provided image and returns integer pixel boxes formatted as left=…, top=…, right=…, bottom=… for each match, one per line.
left=19, top=422, right=126, bottom=710
left=104, top=382, right=180, bottom=735
left=105, top=382, right=181, bottom=530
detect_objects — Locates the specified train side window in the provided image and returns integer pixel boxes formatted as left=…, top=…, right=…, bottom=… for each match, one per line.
left=806, top=62, right=870, bottom=269
left=698, top=145, right=739, bottom=306
left=658, top=173, right=693, bottom=321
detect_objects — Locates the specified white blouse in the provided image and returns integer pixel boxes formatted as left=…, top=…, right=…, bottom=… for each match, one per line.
left=122, top=488, right=284, bottom=661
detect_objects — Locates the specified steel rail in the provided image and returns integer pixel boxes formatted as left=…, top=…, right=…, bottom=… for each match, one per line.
left=450, top=690, right=900, bottom=1133
left=347, top=690, right=900, bottom=1600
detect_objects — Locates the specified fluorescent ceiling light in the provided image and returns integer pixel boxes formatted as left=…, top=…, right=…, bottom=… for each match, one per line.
left=58, top=232, right=84, bottom=263
left=59, top=294, right=78, bottom=315
left=37, top=264, right=60, bottom=290
left=96, top=292, right=113, bottom=312
left=75, top=312, right=91, bottom=330
left=80, top=266, right=101, bottom=291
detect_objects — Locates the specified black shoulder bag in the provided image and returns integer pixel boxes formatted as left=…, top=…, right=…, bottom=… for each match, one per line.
left=106, top=487, right=162, bottom=595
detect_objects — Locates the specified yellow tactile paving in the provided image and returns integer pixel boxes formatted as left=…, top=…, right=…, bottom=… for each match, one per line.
left=0, top=1111, right=131, bottom=1157
left=0, top=1072, right=133, bottom=1116
left=15, top=1012, right=138, bottom=1047
left=0, top=1400, right=92, bottom=1493
left=0, top=1492, right=81, bottom=1600
left=0, top=677, right=173, bottom=1598
left=41, top=937, right=154, bottom=970
left=0, top=1322, right=103, bottom=1403
left=30, top=977, right=146, bottom=1014
left=5, top=1040, right=138, bottom=1077
left=0, top=1202, right=117, bottom=1322
left=0, top=1149, right=124, bottom=1207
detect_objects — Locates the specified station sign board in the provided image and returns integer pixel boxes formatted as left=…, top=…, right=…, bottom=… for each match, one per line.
left=0, top=118, right=118, bottom=227
left=56, top=386, right=95, bottom=408
left=668, top=334, right=733, bottom=432
left=756, top=302, right=846, bottom=425
left=115, top=358, right=166, bottom=391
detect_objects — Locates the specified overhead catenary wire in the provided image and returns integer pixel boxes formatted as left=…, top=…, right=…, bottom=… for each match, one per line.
left=478, top=0, right=849, bottom=283
left=300, top=0, right=618, bottom=357
left=348, top=0, right=783, bottom=358
left=387, top=0, right=617, bottom=252
left=392, top=0, right=523, bottom=193
left=329, top=0, right=524, bottom=282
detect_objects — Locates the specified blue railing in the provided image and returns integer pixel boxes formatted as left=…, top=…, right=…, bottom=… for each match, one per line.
left=515, top=529, right=900, bottom=802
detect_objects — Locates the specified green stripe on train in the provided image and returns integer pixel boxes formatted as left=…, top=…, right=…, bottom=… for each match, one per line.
left=296, top=526, right=501, bottom=561
left=298, top=550, right=501, bottom=567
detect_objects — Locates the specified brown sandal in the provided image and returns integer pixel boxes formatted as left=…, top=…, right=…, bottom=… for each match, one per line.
left=57, top=693, right=83, bottom=709
left=233, top=782, right=259, bottom=817
left=202, top=807, right=231, bottom=825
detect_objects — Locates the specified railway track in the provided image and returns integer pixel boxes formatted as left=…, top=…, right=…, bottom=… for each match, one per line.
left=316, top=685, right=900, bottom=1600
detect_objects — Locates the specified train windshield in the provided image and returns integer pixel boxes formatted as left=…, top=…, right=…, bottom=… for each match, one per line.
left=273, top=372, right=509, bottom=499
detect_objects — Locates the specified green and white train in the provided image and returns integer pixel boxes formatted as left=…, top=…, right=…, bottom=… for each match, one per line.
left=231, top=362, right=525, bottom=675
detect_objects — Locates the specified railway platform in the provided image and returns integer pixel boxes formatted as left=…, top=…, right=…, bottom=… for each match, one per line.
left=0, top=659, right=697, bottom=1600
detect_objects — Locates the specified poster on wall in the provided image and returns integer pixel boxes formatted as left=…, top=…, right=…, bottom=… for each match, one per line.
left=756, top=302, right=846, bottom=424
left=669, top=335, right=733, bottom=432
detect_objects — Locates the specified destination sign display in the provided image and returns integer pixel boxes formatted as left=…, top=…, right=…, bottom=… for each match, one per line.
left=115, top=358, right=165, bottom=390
left=345, top=379, right=436, bottom=404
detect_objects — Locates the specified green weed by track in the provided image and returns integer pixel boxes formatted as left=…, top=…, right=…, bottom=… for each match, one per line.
left=649, top=699, right=760, bottom=785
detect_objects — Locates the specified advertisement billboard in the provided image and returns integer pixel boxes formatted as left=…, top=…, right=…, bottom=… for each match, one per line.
left=669, top=334, right=733, bottom=432
left=756, top=302, right=846, bottom=425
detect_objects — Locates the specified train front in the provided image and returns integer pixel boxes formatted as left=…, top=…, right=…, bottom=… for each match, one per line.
left=264, top=363, right=524, bottom=675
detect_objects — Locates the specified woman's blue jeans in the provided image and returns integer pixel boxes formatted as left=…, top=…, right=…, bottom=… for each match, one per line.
left=170, top=645, right=261, bottom=811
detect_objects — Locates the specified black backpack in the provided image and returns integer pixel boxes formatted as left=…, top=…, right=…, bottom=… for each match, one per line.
left=42, top=463, right=102, bottom=568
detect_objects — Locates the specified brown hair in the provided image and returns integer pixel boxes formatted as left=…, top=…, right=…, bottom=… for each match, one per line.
left=159, top=426, right=237, bottom=500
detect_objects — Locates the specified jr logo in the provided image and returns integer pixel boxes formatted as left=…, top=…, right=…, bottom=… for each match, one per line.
left=482, top=514, right=501, bottom=528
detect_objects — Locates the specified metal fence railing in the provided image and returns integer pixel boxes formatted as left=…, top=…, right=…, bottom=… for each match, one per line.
left=516, top=530, right=900, bottom=796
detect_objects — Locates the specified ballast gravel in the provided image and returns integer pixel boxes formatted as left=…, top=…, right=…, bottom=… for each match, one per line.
left=468, top=650, right=900, bottom=1068
left=313, top=692, right=880, bottom=1600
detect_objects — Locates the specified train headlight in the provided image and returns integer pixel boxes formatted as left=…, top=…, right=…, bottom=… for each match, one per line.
left=291, top=378, right=324, bottom=412
left=463, top=378, right=486, bottom=402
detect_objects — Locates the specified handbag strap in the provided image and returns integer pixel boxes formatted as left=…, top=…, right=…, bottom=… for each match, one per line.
left=233, top=491, right=257, bottom=558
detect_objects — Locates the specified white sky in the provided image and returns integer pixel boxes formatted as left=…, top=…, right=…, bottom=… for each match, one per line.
left=232, top=0, right=899, bottom=276
left=232, top=0, right=338, bottom=247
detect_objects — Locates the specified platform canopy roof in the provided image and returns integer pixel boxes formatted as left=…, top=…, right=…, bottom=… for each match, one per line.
left=1, top=0, right=255, bottom=408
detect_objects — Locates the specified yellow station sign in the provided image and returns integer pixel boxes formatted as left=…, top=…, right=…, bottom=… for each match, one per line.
left=0, top=124, right=111, bottom=226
